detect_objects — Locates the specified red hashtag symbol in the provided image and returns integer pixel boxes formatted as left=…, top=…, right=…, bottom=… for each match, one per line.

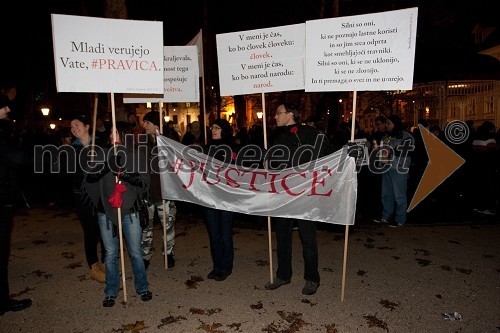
left=91, top=60, right=98, bottom=69
left=172, top=158, right=184, bottom=174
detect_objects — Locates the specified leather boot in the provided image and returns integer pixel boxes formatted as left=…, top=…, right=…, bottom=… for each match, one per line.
left=90, top=262, right=106, bottom=283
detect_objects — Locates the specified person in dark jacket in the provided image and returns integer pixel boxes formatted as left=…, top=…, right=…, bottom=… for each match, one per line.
left=0, top=93, right=32, bottom=315
left=70, top=115, right=106, bottom=283
left=181, top=121, right=203, bottom=147
left=264, top=102, right=334, bottom=296
left=203, top=118, right=237, bottom=281
left=84, top=121, right=152, bottom=307
left=471, top=121, right=497, bottom=215
left=140, top=111, right=177, bottom=269
left=373, top=115, right=414, bottom=227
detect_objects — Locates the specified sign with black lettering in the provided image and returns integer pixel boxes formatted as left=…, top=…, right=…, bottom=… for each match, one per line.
left=52, top=14, right=163, bottom=93
left=305, top=7, right=418, bottom=92
left=216, top=24, right=305, bottom=96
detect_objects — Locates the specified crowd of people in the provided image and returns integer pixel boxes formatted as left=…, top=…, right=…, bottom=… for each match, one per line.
left=2, top=80, right=499, bottom=312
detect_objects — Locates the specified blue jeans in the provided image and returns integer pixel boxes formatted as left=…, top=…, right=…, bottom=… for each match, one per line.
left=97, top=213, right=148, bottom=297
left=203, top=208, right=234, bottom=274
left=274, top=217, right=320, bottom=283
left=381, top=169, right=409, bottom=225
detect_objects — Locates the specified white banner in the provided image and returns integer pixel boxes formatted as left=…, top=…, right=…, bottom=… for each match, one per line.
left=156, top=136, right=357, bottom=225
left=123, top=46, right=200, bottom=103
left=216, top=24, right=305, bottom=96
left=51, top=14, right=164, bottom=93
left=305, top=7, right=418, bottom=92
left=187, top=30, right=203, bottom=77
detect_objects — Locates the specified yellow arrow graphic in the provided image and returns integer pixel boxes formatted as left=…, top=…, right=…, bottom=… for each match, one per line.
left=408, top=124, right=466, bottom=212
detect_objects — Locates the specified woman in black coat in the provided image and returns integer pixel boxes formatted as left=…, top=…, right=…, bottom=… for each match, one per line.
left=203, top=119, right=237, bottom=281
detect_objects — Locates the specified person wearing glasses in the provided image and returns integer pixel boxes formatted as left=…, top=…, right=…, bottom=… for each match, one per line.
left=264, top=102, right=334, bottom=296
left=202, top=119, right=237, bottom=281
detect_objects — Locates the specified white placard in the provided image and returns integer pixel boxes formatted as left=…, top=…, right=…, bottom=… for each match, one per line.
left=51, top=14, right=164, bottom=93
left=123, top=46, right=200, bottom=103
left=187, top=30, right=203, bottom=77
left=305, top=7, right=418, bottom=92
left=216, top=24, right=305, bottom=96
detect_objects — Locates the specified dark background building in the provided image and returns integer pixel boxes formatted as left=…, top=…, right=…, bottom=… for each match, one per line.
left=1, top=0, right=498, bottom=131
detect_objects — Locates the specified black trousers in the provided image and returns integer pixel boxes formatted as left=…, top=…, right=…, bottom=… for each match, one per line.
left=203, top=207, right=234, bottom=274
left=274, top=217, right=320, bottom=283
left=74, top=194, right=104, bottom=268
left=0, top=206, right=13, bottom=308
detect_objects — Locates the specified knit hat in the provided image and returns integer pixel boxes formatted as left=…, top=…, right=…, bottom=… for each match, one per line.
left=213, top=118, right=233, bottom=139
left=0, top=95, right=10, bottom=109
left=143, top=111, right=160, bottom=127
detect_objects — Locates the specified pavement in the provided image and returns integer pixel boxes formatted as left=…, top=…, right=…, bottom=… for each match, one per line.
left=0, top=203, right=499, bottom=333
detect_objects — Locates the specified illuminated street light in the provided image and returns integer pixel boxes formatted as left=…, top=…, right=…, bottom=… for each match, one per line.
left=257, top=111, right=263, bottom=119
left=41, top=108, right=50, bottom=116
left=49, top=123, right=56, bottom=129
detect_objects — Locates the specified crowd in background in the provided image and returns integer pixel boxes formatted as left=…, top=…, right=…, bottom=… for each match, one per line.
left=3, top=86, right=499, bottom=310
left=6, top=109, right=500, bottom=222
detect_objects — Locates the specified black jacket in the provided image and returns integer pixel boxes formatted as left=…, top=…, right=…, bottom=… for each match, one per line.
left=0, top=120, right=28, bottom=207
left=83, top=145, right=149, bottom=225
left=268, top=124, right=335, bottom=170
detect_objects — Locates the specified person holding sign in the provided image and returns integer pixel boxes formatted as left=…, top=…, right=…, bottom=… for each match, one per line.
left=264, top=102, right=335, bottom=295
left=203, top=119, right=237, bottom=281
left=70, top=115, right=106, bottom=283
left=84, top=122, right=152, bottom=307
left=140, top=111, right=177, bottom=269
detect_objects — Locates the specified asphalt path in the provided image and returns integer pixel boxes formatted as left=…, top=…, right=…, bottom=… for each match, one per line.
left=1, top=204, right=498, bottom=332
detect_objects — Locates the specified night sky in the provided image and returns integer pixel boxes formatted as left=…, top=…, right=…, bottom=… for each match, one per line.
left=1, top=0, right=498, bottom=120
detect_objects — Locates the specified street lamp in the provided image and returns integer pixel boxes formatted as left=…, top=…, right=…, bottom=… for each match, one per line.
left=257, top=111, right=263, bottom=119
left=41, top=108, right=50, bottom=128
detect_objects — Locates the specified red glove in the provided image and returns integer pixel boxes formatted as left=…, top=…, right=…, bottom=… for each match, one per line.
left=108, top=182, right=127, bottom=208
